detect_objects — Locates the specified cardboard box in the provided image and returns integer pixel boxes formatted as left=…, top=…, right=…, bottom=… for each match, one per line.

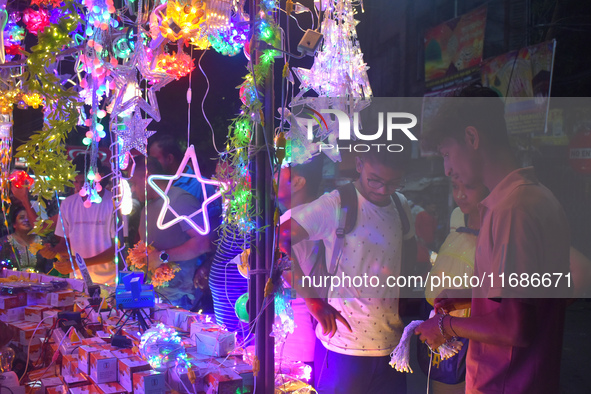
left=46, top=385, right=68, bottom=394
left=19, top=321, right=51, bottom=346
left=48, top=291, right=75, bottom=307
left=132, top=371, right=165, bottom=394
left=214, top=357, right=253, bottom=392
left=89, top=351, right=117, bottom=384
left=61, top=354, right=79, bottom=377
left=118, top=357, right=151, bottom=393
left=42, top=309, right=61, bottom=325
left=69, top=384, right=101, bottom=394
left=96, top=383, right=126, bottom=394
left=101, top=345, right=136, bottom=359
left=81, top=338, right=106, bottom=346
left=167, top=362, right=213, bottom=393
left=204, top=368, right=243, bottom=394
left=25, top=305, right=51, bottom=322
left=62, top=372, right=90, bottom=388
left=0, top=306, right=25, bottom=322
left=16, top=292, right=28, bottom=307
left=192, top=329, right=236, bottom=357
left=0, top=295, right=19, bottom=309
left=41, top=376, right=65, bottom=394
left=78, top=346, right=103, bottom=375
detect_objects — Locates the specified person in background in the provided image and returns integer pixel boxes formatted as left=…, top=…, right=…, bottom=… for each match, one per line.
left=409, top=199, right=424, bottom=223
left=416, top=85, right=570, bottom=393
left=422, top=179, right=488, bottom=394
left=130, top=157, right=212, bottom=309
left=45, top=154, right=117, bottom=285
left=415, top=198, right=438, bottom=279
left=0, top=204, right=50, bottom=271
left=280, top=137, right=416, bottom=394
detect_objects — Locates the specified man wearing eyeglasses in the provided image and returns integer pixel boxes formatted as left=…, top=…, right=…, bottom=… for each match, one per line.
left=280, top=138, right=415, bottom=394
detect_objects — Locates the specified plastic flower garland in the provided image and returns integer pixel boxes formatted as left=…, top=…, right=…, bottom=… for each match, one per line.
left=23, top=8, right=50, bottom=35
left=126, top=241, right=181, bottom=288
left=155, top=51, right=195, bottom=79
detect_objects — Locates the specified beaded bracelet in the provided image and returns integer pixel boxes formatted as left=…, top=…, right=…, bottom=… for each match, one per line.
left=438, top=314, right=457, bottom=342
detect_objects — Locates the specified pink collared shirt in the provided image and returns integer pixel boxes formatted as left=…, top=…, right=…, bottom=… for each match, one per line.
left=467, top=167, right=570, bottom=393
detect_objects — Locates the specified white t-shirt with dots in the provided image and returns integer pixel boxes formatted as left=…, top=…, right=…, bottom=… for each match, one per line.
left=292, top=187, right=415, bottom=357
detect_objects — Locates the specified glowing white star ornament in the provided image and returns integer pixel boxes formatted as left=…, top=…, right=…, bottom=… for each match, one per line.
left=147, top=145, right=225, bottom=235
left=113, top=109, right=156, bottom=156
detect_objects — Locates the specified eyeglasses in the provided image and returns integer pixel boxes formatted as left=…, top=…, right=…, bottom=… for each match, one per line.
left=367, top=177, right=405, bottom=192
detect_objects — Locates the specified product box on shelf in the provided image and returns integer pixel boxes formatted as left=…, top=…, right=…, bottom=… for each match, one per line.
left=117, top=356, right=152, bottom=393
left=69, top=384, right=101, bottom=394
left=78, top=346, right=104, bottom=375
left=62, top=372, right=90, bottom=388
left=204, top=368, right=243, bottom=394
left=61, top=354, right=80, bottom=377
left=0, top=295, right=19, bottom=309
left=24, top=305, right=51, bottom=322
left=214, top=356, right=254, bottom=392
left=89, top=351, right=118, bottom=384
left=132, top=371, right=165, bottom=394
left=40, top=376, right=65, bottom=394
left=0, top=306, right=25, bottom=322
left=47, top=291, right=75, bottom=307
left=95, top=382, right=127, bottom=394
left=46, top=384, right=68, bottom=394
left=192, top=329, right=236, bottom=357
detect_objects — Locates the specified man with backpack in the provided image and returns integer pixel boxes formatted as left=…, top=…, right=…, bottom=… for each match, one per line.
left=280, top=140, right=416, bottom=393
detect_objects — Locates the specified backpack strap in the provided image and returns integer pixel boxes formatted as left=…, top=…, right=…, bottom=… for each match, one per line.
left=391, top=192, right=410, bottom=236
left=327, top=183, right=358, bottom=275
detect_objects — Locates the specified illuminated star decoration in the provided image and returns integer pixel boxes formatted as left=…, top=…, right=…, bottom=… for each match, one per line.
left=147, top=145, right=225, bottom=235
left=114, top=109, right=156, bottom=156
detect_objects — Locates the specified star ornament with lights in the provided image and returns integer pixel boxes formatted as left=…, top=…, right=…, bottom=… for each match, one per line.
left=147, top=145, right=225, bottom=236
left=114, top=109, right=156, bottom=156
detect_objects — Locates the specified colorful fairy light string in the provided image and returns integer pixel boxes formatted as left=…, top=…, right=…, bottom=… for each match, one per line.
left=139, top=324, right=190, bottom=372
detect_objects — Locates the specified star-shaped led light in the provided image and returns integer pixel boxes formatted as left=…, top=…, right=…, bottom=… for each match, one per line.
left=147, top=145, right=225, bottom=235
left=114, top=109, right=156, bottom=156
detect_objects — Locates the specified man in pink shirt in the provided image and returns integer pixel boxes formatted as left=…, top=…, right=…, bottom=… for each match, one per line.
left=415, top=85, right=571, bottom=393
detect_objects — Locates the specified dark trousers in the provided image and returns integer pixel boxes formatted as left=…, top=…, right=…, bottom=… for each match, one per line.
left=314, top=338, right=407, bottom=394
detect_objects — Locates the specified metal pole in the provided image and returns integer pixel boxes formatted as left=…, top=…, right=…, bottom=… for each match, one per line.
left=249, top=0, right=275, bottom=392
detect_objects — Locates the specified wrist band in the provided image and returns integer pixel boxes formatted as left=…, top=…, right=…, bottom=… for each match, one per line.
left=438, top=314, right=449, bottom=341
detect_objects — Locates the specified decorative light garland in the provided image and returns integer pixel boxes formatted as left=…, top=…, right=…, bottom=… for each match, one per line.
left=139, top=324, right=190, bottom=372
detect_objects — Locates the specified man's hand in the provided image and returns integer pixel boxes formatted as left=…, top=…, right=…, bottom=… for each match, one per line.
left=193, top=263, right=210, bottom=290
left=54, top=259, right=76, bottom=275
left=434, top=288, right=472, bottom=314
left=147, top=249, right=165, bottom=269
left=11, top=183, right=29, bottom=204
left=415, top=314, right=446, bottom=350
left=304, top=298, right=352, bottom=338
left=39, top=245, right=58, bottom=259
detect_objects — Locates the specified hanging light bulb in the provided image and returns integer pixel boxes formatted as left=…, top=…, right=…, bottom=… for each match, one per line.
left=121, top=179, right=132, bottom=215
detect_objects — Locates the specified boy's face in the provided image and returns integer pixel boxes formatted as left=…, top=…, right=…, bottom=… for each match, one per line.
left=355, top=157, right=405, bottom=206
left=438, top=137, right=481, bottom=188
left=274, top=167, right=291, bottom=208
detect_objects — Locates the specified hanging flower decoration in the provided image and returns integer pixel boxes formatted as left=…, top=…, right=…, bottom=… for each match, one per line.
left=21, top=92, right=45, bottom=109
left=4, top=15, right=25, bottom=45
left=9, top=170, right=35, bottom=189
left=158, top=0, right=205, bottom=42
left=155, top=51, right=195, bottom=79
left=0, top=89, right=21, bottom=114
left=23, top=8, right=50, bottom=36
left=31, top=0, right=63, bottom=7
left=5, top=44, right=23, bottom=56
left=126, top=241, right=182, bottom=288
left=208, top=14, right=249, bottom=56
